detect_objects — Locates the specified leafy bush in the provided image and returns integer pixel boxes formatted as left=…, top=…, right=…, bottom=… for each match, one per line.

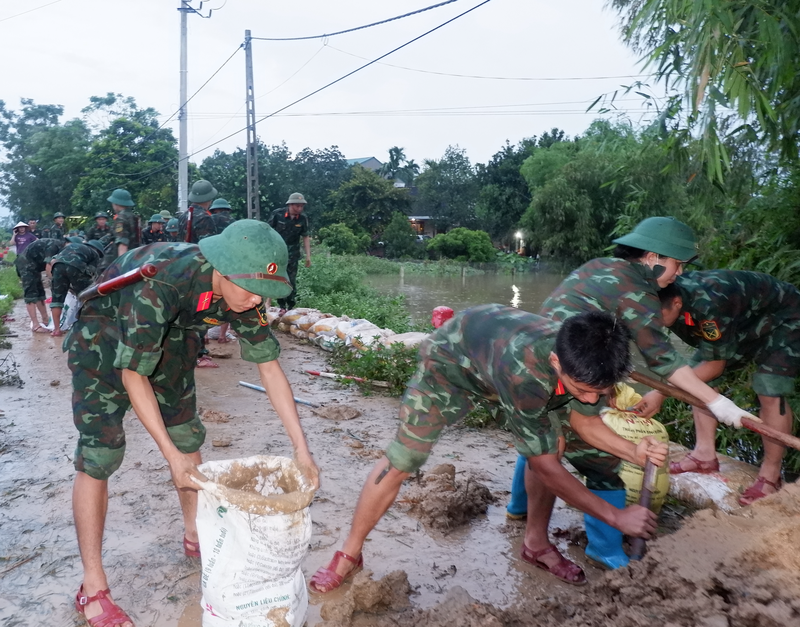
left=383, top=212, right=421, bottom=259
left=316, top=223, right=370, bottom=255
left=328, top=341, right=420, bottom=396
left=426, top=227, right=496, bottom=262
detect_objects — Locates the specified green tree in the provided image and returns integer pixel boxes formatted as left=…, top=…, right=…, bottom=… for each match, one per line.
left=325, top=167, right=411, bottom=237
left=378, top=146, right=420, bottom=187
left=382, top=212, right=419, bottom=259
left=426, top=227, right=495, bottom=262
left=415, top=145, right=478, bottom=231
left=0, top=99, right=91, bottom=220
left=317, top=223, right=370, bottom=255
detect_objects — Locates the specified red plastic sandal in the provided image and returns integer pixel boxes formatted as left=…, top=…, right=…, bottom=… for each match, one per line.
left=738, top=476, right=782, bottom=506
left=75, top=585, right=134, bottom=627
left=308, top=550, right=363, bottom=593
left=520, top=543, right=587, bottom=586
left=668, top=453, right=720, bottom=475
left=183, top=536, right=201, bottom=558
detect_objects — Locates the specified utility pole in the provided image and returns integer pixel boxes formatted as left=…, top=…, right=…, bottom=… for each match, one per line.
left=178, top=1, right=189, bottom=212
left=244, top=30, right=260, bottom=220
left=177, top=1, right=214, bottom=213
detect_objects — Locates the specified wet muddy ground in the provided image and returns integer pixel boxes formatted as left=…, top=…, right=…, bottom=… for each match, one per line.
left=1, top=299, right=799, bottom=626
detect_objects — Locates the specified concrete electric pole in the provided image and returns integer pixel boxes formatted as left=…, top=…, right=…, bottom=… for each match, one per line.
left=244, top=30, right=260, bottom=220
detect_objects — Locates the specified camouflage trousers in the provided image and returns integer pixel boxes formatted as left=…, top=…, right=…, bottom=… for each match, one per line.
left=49, top=263, right=94, bottom=309
left=66, top=318, right=206, bottom=480
left=277, top=256, right=299, bottom=310
left=15, top=258, right=45, bottom=304
left=556, top=407, right=624, bottom=491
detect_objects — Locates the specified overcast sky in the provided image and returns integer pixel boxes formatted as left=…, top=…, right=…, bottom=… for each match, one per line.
left=1, top=0, right=660, bottom=207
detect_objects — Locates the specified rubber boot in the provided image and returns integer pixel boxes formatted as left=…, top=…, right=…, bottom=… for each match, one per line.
left=584, top=489, right=630, bottom=570
left=506, top=455, right=528, bottom=519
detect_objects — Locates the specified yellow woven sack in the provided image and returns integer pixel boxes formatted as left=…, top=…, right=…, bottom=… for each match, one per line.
left=600, top=383, right=670, bottom=513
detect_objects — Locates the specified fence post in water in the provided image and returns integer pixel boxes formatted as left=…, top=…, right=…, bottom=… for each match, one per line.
left=399, top=263, right=404, bottom=288
left=461, top=264, right=466, bottom=287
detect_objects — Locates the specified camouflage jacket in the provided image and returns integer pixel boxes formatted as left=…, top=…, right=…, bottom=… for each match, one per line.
left=211, top=210, right=235, bottom=233
left=42, top=222, right=65, bottom=240
left=540, top=257, right=685, bottom=378
left=141, top=228, right=170, bottom=246
left=113, top=209, right=140, bottom=248
left=671, top=270, right=800, bottom=367
left=421, top=304, right=600, bottom=457
left=177, top=204, right=217, bottom=244
left=85, top=224, right=112, bottom=242
left=73, top=242, right=280, bottom=376
left=268, top=208, right=308, bottom=257
left=18, top=238, right=64, bottom=270
left=52, top=242, right=102, bottom=275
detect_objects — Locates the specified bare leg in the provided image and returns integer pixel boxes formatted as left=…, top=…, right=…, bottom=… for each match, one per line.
left=25, top=303, right=41, bottom=328
left=217, top=323, right=231, bottom=343
left=331, top=457, right=410, bottom=578
left=73, top=471, right=133, bottom=627
left=522, top=459, right=560, bottom=569
left=50, top=307, right=63, bottom=336
left=36, top=301, right=49, bottom=325
left=675, top=405, right=719, bottom=470
left=756, top=395, right=791, bottom=491
left=176, top=450, right=202, bottom=543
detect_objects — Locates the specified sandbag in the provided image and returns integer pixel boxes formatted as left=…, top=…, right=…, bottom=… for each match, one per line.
left=601, top=384, right=670, bottom=513
left=60, top=291, right=80, bottom=331
left=281, top=308, right=316, bottom=324
left=310, top=329, right=341, bottom=352
left=196, top=456, right=316, bottom=627
left=296, top=313, right=324, bottom=331
left=349, top=327, right=391, bottom=350
left=265, top=307, right=283, bottom=325
left=335, top=319, right=373, bottom=340
left=309, top=317, right=340, bottom=334
left=289, top=326, right=308, bottom=340
left=383, top=331, right=428, bottom=348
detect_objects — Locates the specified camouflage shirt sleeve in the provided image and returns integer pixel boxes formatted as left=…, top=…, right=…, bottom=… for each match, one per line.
left=114, top=212, right=135, bottom=247
left=229, top=309, right=281, bottom=363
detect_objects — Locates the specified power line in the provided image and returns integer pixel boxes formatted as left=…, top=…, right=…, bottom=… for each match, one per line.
left=250, top=0, right=460, bottom=41
left=0, top=0, right=62, bottom=23
left=100, top=0, right=494, bottom=190
left=327, top=44, right=649, bottom=82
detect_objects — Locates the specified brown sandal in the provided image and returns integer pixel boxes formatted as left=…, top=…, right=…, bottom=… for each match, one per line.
left=183, top=537, right=201, bottom=558
left=520, top=543, right=587, bottom=586
left=308, top=550, right=363, bottom=593
left=738, top=476, right=782, bottom=506
left=75, top=585, right=134, bottom=627
left=668, top=453, right=719, bottom=475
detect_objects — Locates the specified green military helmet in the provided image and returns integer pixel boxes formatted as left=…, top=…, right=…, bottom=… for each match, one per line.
left=148, top=214, right=166, bottom=224
left=166, top=218, right=179, bottom=233
left=210, top=198, right=231, bottom=211
left=94, top=211, right=109, bottom=220
left=188, top=179, right=218, bottom=203
left=84, top=239, right=106, bottom=254
left=159, top=209, right=172, bottom=219
left=68, top=236, right=83, bottom=244
left=199, top=219, right=292, bottom=299
left=54, top=212, right=67, bottom=219
left=285, top=192, right=307, bottom=205
left=612, top=216, right=699, bottom=263
left=107, top=189, right=135, bottom=207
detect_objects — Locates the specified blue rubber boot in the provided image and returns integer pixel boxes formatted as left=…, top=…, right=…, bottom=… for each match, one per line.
left=506, top=455, right=528, bottom=519
left=584, top=489, right=630, bottom=570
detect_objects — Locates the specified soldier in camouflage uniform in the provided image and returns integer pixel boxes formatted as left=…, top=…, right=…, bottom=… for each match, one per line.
left=655, top=270, right=800, bottom=504
left=177, top=179, right=218, bottom=244
left=66, top=220, right=319, bottom=627
left=108, top=188, right=140, bottom=259
left=210, top=197, right=235, bottom=232
left=165, top=218, right=179, bottom=242
left=507, top=217, right=756, bottom=569
left=141, top=214, right=169, bottom=245
left=268, top=192, right=312, bottom=311
left=85, top=212, right=112, bottom=242
left=42, top=212, right=67, bottom=240
left=310, top=305, right=666, bottom=592
left=49, top=239, right=105, bottom=337
left=15, top=237, right=67, bottom=332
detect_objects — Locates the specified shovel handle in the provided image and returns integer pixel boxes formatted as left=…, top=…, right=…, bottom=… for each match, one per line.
left=629, top=459, right=657, bottom=561
left=629, top=371, right=800, bottom=452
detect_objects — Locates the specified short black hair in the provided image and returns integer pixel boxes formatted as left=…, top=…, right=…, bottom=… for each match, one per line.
left=612, top=244, right=646, bottom=261
left=658, top=282, right=681, bottom=307
left=555, top=311, right=632, bottom=388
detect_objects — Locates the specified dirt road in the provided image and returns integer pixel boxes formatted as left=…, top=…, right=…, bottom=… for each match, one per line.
left=1, top=299, right=799, bottom=627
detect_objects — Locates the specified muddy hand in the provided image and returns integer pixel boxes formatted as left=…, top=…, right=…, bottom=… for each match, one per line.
left=631, top=390, right=664, bottom=418
left=634, top=436, right=668, bottom=467
left=168, top=453, right=208, bottom=491
left=615, top=504, right=657, bottom=539
left=294, top=450, right=320, bottom=490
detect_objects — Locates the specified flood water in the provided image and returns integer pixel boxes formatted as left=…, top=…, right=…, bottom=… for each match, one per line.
left=365, top=269, right=567, bottom=322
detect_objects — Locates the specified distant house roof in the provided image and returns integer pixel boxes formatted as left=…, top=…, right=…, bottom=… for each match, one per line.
left=346, top=157, right=383, bottom=171
left=407, top=216, right=433, bottom=220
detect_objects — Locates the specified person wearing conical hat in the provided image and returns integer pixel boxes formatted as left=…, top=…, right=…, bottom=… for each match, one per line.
left=11, top=221, right=37, bottom=257
left=268, top=192, right=312, bottom=312
left=141, top=214, right=169, bottom=245
left=65, top=220, right=319, bottom=627
left=108, top=189, right=139, bottom=258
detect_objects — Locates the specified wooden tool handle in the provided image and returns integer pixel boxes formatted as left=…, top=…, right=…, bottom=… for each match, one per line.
left=629, top=459, right=657, bottom=561
left=630, top=371, right=800, bottom=451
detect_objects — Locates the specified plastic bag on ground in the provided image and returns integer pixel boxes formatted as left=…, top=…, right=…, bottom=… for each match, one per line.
left=60, top=292, right=80, bottom=331
left=196, top=456, right=316, bottom=627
